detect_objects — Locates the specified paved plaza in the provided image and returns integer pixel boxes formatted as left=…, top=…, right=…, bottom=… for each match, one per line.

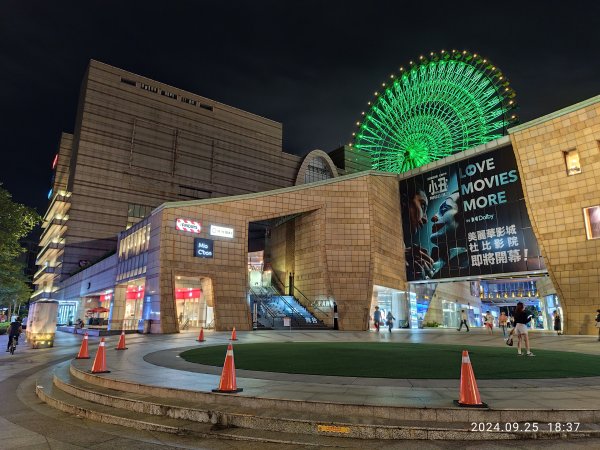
left=1, top=328, right=600, bottom=448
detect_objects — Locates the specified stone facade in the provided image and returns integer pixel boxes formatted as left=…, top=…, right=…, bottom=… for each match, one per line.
left=142, top=172, right=403, bottom=333
left=509, top=96, right=600, bottom=335
left=34, top=60, right=306, bottom=303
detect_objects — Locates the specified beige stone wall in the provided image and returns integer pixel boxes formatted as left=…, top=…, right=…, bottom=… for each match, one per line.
left=269, top=222, right=288, bottom=288
left=53, top=133, right=73, bottom=194
left=154, top=172, right=404, bottom=332
left=510, top=97, right=600, bottom=335
left=54, top=60, right=302, bottom=279
left=369, top=174, right=405, bottom=291
left=294, top=209, right=327, bottom=306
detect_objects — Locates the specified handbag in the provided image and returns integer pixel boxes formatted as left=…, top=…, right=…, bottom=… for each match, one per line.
left=505, top=337, right=513, bottom=346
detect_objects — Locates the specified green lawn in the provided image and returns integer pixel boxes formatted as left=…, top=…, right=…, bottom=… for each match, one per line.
left=180, top=342, right=600, bottom=379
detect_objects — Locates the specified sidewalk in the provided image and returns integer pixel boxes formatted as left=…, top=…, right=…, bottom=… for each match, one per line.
left=65, top=328, right=600, bottom=410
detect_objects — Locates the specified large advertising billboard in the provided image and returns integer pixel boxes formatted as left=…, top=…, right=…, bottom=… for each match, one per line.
left=400, top=146, right=545, bottom=281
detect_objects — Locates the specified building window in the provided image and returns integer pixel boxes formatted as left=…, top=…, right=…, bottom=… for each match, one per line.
left=564, top=149, right=581, bottom=176
left=127, top=204, right=152, bottom=230
left=120, top=77, right=136, bottom=87
left=304, top=156, right=333, bottom=184
left=583, top=206, right=600, bottom=240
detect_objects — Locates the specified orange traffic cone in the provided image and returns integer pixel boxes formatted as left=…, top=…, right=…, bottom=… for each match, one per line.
left=115, top=331, right=128, bottom=350
left=76, top=332, right=90, bottom=359
left=212, top=343, right=243, bottom=393
left=230, top=327, right=237, bottom=341
left=197, top=327, right=205, bottom=342
left=454, top=350, right=487, bottom=408
left=90, top=338, right=111, bottom=374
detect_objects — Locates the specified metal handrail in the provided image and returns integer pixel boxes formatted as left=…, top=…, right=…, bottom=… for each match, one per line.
left=271, top=271, right=330, bottom=319
left=265, top=287, right=309, bottom=327
left=256, top=302, right=276, bottom=327
left=250, top=287, right=277, bottom=327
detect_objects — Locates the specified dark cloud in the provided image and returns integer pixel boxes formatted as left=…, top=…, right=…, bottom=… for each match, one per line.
left=1, top=0, right=598, bottom=212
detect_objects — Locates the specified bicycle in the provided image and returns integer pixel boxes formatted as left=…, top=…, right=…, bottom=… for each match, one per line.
left=8, top=335, right=17, bottom=355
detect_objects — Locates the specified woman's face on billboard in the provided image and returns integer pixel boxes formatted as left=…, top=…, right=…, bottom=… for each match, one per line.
left=430, top=192, right=460, bottom=242
left=409, top=190, right=428, bottom=234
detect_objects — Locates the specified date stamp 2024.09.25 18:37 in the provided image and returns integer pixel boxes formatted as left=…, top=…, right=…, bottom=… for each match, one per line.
left=471, top=422, right=581, bottom=433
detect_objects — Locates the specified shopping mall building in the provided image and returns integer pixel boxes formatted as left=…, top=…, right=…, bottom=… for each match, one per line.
left=32, top=59, right=600, bottom=336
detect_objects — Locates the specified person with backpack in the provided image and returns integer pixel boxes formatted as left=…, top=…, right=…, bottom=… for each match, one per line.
left=595, top=309, right=600, bottom=341
left=6, top=318, right=22, bottom=352
left=484, top=311, right=494, bottom=335
left=457, top=309, right=469, bottom=332
left=373, top=306, right=382, bottom=332
left=513, top=302, right=534, bottom=356
left=386, top=310, right=396, bottom=333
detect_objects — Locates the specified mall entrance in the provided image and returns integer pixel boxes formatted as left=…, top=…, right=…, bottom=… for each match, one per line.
left=174, top=275, right=214, bottom=330
left=371, top=274, right=562, bottom=332
left=400, top=274, right=562, bottom=331
left=123, top=283, right=145, bottom=330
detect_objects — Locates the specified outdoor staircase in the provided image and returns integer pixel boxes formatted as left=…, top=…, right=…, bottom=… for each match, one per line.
left=249, top=286, right=329, bottom=330
left=34, top=358, right=600, bottom=444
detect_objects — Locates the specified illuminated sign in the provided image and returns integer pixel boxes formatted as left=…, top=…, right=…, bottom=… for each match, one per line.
left=210, top=225, right=234, bottom=238
left=176, top=218, right=201, bottom=234
left=409, top=293, right=418, bottom=329
left=194, top=238, right=214, bottom=258
left=400, top=146, right=545, bottom=281
left=583, top=205, right=600, bottom=240
left=52, top=154, right=58, bottom=170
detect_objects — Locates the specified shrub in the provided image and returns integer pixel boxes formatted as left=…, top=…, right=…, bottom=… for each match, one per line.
left=424, top=321, right=441, bottom=328
left=0, top=322, right=10, bottom=335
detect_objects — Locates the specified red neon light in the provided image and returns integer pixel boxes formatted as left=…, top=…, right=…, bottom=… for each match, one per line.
left=126, top=285, right=145, bottom=300
left=175, top=288, right=202, bottom=299
left=52, top=154, right=58, bottom=170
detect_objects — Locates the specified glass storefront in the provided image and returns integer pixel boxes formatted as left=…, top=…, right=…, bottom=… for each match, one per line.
left=440, top=300, right=482, bottom=328
left=124, top=283, right=145, bottom=330
left=57, top=301, right=78, bottom=325
left=373, top=285, right=408, bottom=329
left=174, top=276, right=213, bottom=329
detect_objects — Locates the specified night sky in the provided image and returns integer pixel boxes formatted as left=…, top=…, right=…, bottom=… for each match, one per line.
left=1, top=0, right=598, bottom=214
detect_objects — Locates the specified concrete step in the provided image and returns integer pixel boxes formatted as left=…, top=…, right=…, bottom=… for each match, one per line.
left=53, top=363, right=474, bottom=439
left=35, top=365, right=372, bottom=447
left=40, top=361, right=600, bottom=441
left=69, top=357, right=600, bottom=425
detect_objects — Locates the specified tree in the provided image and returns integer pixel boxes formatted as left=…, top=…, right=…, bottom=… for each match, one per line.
left=0, top=185, right=41, bottom=308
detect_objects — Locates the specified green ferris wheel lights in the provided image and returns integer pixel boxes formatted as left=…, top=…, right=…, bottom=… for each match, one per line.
left=352, top=50, right=517, bottom=173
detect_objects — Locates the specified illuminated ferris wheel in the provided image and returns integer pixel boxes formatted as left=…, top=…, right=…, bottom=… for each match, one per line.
left=352, top=50, right=517, bottom=173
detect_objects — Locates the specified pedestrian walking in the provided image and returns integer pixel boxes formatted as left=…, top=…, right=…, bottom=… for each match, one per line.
left=484, top=311, right=494, bottom=335
left=499, top=311, right=508, bottom=337
left=373, top=306, right=382, bottom=332
left=513, top=302, right=534, bottom=356
left=595, top=309, right=600, bottom=341
left=553, top=310, right=562, bottom=336
left=457, top=309, right=469, bottom=332
left=386, top=311, right=395, bottom=333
